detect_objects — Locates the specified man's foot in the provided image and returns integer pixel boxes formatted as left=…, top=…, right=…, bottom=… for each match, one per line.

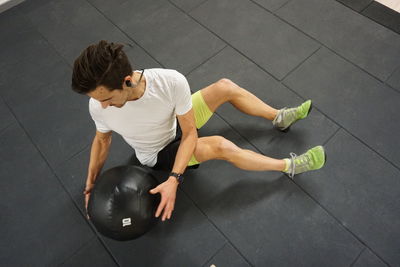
left=283, top=146, right=326, bottom=179
left=272, top=100, right=312, bottom=132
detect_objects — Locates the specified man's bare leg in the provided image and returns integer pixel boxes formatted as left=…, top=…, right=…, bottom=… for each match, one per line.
left=194, top=136, right=286, bottom=171
left=193, top=136, right=326, bottom=178
left=200, top=78, right=278, bottom=120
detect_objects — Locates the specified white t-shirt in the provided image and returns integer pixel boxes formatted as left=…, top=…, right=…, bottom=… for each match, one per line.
left=89, top=68, right=192, bottom=167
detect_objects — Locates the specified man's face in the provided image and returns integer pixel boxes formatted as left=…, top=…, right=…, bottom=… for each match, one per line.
left=88, top=85, right=128, bottom=109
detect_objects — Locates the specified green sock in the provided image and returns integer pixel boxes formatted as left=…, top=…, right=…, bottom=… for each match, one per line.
left=283, top=158, right=290, bottom=172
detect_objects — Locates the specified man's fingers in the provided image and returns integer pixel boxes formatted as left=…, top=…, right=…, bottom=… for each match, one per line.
left=155, top=199, right=167, bottom=218
left=162, top=202, right=174, bottom=221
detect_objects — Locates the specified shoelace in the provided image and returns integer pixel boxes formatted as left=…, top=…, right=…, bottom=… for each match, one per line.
left=284, top=107, right=299, bottom=122
left=288, top=152, right=311, bottom=179
left=288, top=152, right=297, bottom=179
left=274, top=107, right=298, bottom=128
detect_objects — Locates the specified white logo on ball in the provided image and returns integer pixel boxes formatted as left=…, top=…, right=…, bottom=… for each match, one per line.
left=122, top=218, right=132, bottom=227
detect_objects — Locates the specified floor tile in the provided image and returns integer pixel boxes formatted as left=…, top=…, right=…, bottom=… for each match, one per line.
left=124, top=43, right=163, bottom=70
left=0, top=97, right=15, bottom=132
left=277, top=0, right=400, bottom=81
left=362, top=1, right=400, bottom=34
left=0, top=9, right=55, bottom=68
left=22, top=0, right=161, bottom=69
left=0, top=6, right=33, bottom=42
left=296, top=129, right=400, bottom=266
left=252, top=0, right=292, bottom=12
left=88, top=0, right=226, bottom=75
left=190, top=0, right=319, bottom=80
left=202, top=243, right=251, bottom=267
left=24, top=0, right=135, bottom=66
left=0, top=29, right=93, bottom=168
left=60, top=237, right=117, bottom=267
left=0, top=10, right=69, bottom=105
left=283, top=47, right=400, bottom=168
left=18, top=0, right=54, bottom=13
left=387, top=67, right=400, bottom=91
left=0, top=124, right=93, bottom=266
left=9, top=85, right=94, bottom=168
left=1, top=55, right=71, bottom=116
left=336, top=0, right=373, bottom=12
left=169, top=0, right=206, bottom=12
left=182, top=115, right=363, bottom=266
left=353, top=248, right=388, bottom=267
left=187, top=46, right=339, bottom=158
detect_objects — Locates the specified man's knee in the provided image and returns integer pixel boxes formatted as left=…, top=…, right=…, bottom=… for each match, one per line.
left=215, top=78, right=240, bottom=98
left=216, top=78, right=236, bottom=90
left=213, top=136, right=240, bottom=159
left=194, top=136, right=240, bottom=162
left=216, top=78, right=233, bottom=87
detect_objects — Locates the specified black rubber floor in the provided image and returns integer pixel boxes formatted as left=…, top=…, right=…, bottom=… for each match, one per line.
left=1, top=0, right=399, bottom=266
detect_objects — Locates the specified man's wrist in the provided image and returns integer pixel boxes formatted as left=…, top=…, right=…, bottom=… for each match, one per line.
left=169, top=171, right=184, bottom=184
left=168, top=176, right=179, bottom=185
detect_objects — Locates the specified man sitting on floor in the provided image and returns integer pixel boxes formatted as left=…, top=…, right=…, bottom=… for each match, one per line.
left=71, top=40, right=326, bottom=222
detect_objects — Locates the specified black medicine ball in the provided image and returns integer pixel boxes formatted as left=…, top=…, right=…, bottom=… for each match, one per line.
left=88, top=165, right=160, bottom=241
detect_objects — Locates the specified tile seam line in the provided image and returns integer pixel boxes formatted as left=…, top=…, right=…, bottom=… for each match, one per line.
left=385, top=65, right=400, bottom=86
left=62, top=142, right=91, bottom=164
left=0, top=121, right=16, bottom=136
left=200, top=242, right=228, bottom=267
left=274, top=0, right=293, bottom=12
left=85, top=0, right=165, bottom=69
left=0, top=98, right=122, bottom=267
left=245, top=0, right=400, bottom=95
left=280, top=46, right=322, bottom=81
left=178, top=184, right=255, bottom=267
left=169, top=0, right=286, bottom=82
left=359, top=0, right=374, bottom=13
left=282, top=81, right=400, bottom=174
left=57, top=235, right=97, bottom=266
left=187, top=0, right=212, bottom=13
left=15, top=8, right=73, bottom=69
left=349, top=247, right=366, bottom=267
left=322, top=125, right=342, bottom=146
left=185, top=44, right=228, bottom=76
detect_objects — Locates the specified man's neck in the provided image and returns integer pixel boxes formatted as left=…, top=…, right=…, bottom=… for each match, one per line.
left=128, top=71, right=146, bottom=101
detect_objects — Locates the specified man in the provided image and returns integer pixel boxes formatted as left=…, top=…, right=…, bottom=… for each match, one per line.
left=71, top=40, right=326, bottom=222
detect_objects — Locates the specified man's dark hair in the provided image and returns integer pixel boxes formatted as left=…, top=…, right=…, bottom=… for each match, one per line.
left=71, top=40, right=132, bottom=94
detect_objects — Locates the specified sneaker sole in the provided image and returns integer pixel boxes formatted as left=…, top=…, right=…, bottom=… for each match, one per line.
left=280, top=101, right=313, bottom=133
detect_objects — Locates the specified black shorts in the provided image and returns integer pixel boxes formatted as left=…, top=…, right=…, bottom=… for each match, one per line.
left=151, top=123, right=200, bottom=171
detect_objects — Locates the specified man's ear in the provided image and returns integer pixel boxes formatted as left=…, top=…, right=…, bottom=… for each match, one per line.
left=125, top=80, right=132, bottom=87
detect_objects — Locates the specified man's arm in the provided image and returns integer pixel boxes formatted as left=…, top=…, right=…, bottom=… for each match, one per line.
left=84, top=130, right=112, bottom=213
left=149, top=108, right=197, bottom=221
left=170, top=108, right=198, bottom=178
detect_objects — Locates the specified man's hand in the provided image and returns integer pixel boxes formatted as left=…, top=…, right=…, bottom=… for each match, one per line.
left=83, top=183, right=94, bottom=219
left=149, top=177, right=179, bottom=221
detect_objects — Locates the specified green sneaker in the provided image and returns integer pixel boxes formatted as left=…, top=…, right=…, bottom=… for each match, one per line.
left=284, top=146, right=326, bottom=179
left=272, top=100, right=312, bottom=132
